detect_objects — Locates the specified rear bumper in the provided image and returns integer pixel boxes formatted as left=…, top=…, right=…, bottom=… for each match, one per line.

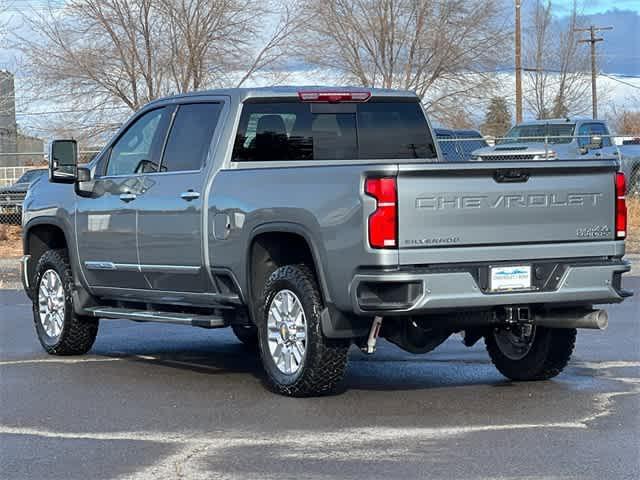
left=350, top=259, right=631, bottom=315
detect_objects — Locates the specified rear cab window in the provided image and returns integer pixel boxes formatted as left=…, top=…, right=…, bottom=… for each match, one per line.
left=231, top=97, right=437, bottom=162
left=161, top=102, right=223, bottom=172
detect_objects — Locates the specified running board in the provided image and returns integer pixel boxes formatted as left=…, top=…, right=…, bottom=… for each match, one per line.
left=85, top=307, right=226, bottom=329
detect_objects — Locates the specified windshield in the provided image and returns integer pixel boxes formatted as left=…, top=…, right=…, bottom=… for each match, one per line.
left=499, top=123, right=575, bottom=145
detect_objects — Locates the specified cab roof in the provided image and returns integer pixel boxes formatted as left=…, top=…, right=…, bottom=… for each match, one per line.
left=146, top=86, right=419, bottom=107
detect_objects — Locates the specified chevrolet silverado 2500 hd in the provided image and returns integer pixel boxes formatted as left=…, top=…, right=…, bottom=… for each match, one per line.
left=21, top=87, right=631, bottom=396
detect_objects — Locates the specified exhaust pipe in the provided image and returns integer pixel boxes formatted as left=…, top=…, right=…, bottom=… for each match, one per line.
left=534, top=309, right=608, bottom=330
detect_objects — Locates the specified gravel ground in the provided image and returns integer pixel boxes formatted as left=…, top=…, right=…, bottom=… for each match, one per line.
left=0, top=257, right=20, bottom=289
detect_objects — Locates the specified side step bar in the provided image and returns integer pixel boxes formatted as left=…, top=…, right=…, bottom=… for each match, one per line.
left=85, top=307, right=226, bottom=329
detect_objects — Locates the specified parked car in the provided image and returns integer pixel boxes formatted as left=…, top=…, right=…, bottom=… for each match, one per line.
left=472, top=118, right=640, bottom=193
left=0, top=168, right=47, bottom=224
left=434, top=128, right=488, bottom=162
left=21, top=87, right=631, bottom=397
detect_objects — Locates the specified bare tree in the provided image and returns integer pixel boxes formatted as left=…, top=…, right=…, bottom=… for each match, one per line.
left=524, top=0, right=590, bottom=119
left=525, top=0, right=552, bottom=119
left=295, top=0, right=510, bottom=125
left=444, top=106, right=478, bottom=130
left=14, top=0, right=298, bottom=140
left=608, top=106, right=640, bottom=135
left=158, top=0, right=301, bottom=91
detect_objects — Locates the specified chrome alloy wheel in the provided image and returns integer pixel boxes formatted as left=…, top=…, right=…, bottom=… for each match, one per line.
left=493, top=324, right=536, bottom=361
left=267, top=289, right=307, bottom=375
left=38, top=269, right=65, bottom=339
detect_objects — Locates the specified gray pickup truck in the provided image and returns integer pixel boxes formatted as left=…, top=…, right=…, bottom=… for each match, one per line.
left=0, top=168, right=47, bottom=224
left=21, top=87, right=631, bottom=396
left=471, top=118, right=640, bottom=191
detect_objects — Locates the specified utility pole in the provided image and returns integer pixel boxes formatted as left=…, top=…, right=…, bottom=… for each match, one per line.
left=576, top=25, right=613, bottom=119
left=515, top=0, right=522, bottom=123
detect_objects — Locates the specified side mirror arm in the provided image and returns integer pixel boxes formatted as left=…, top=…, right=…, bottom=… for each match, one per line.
left=74, top=167, right=96, bottom=197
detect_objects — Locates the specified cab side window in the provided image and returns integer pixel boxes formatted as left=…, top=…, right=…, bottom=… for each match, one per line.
left=160, top=103, right=223, bottom=172
left=105, top=108, right=169, bottom=176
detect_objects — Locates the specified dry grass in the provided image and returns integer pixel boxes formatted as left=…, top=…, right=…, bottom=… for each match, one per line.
left=0, top=225, right=23, bottom=258
left=627, top=197, right=640, bottom=254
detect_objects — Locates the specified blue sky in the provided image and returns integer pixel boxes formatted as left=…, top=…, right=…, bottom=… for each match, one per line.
left=2, top=1, right=638, bottom=76
left=554, top=0, right=640, bottom=15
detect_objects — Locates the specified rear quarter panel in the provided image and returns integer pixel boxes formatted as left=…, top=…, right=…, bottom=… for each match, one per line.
left=207, top=163, right=398, bottom=311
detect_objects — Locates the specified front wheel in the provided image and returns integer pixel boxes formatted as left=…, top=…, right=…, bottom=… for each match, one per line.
left=485, top=324, right=576, bottom=381
left=257, top=264, right=349, bottom=397
left=32, top=249, right=99, bottom=355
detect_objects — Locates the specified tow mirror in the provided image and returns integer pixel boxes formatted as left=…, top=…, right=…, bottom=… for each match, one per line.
left=49, top=139, right=78, bottom=183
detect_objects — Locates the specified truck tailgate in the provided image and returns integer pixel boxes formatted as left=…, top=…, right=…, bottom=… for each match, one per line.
left=397, top=161, right=617, bottom=255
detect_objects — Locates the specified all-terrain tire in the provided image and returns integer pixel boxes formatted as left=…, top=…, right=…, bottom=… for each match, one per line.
left=32, top=249, right=99, bottom=355
left=257, top=264, right=349, bottom=397
left=485, top=326, right=576, bottom=381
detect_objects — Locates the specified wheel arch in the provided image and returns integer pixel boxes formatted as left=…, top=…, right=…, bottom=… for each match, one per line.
left=245, top=223, right=330, bottom=321
left=23, top=218, right=78, bottom=295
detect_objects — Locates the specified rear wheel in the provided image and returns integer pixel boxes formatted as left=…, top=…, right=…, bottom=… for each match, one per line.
left=485, top=324, right=576, bottom=381
left=257, top=264, right=349, bottom=397
left=32, top=249, right=98, bottom=355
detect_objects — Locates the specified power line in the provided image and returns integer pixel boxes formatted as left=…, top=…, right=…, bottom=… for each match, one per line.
left=576, top=25, right=614, bottom=119
left=599, top=72, right=640, bottom=90
left=15, top=106, right=131, bottom=116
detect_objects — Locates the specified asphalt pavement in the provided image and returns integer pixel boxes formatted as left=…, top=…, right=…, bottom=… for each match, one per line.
left=1, top=277, right=639, bottom=480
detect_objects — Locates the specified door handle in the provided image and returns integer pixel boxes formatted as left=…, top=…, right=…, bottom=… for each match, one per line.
left=119, top=193, right=137, bottom=202
left=180, top=191, right=200, bottom=201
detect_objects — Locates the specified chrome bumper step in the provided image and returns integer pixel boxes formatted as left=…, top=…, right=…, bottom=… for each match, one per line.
left=85, top=307, right=226, bottom=328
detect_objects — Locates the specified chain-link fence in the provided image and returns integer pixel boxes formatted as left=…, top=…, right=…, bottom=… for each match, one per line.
left=0, top=151, right=99, bottom=227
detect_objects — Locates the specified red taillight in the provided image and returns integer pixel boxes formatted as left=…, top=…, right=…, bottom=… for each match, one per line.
left=615, top=172, right=627, bottom=239
left=365, top=177, right=397, bottom=248
left=298, top=91, right=371, bottom=103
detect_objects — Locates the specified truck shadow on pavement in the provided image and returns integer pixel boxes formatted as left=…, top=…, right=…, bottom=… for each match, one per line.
left=94, top=334, right=525, bottom=394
